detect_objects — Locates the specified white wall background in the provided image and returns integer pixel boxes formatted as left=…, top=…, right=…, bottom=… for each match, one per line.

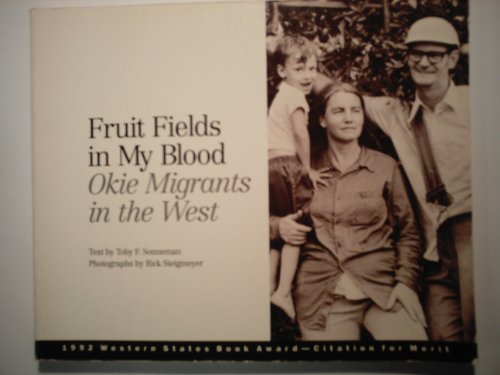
left=1, top=0, right=499, bottom=374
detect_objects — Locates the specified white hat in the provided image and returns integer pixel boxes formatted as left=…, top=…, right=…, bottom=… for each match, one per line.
left=405, top=17, right=460, bottom=47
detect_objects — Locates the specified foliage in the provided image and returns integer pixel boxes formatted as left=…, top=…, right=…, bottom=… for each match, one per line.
left=268, top=0, right=469, bottom=101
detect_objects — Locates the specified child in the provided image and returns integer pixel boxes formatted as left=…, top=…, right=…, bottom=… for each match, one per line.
left=268, top=35, right=325, bottom=320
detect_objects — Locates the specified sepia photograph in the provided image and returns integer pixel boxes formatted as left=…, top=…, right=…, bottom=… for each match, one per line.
left=266, top=0, right=474, bottom=349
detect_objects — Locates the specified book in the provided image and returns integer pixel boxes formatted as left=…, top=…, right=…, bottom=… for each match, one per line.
left=33, top=0, right=476, bottom=362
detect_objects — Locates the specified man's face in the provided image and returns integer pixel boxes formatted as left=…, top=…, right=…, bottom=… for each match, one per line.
left=407, top=43, right=459, bottom=89
left=278, top=53, right=317, bottom=94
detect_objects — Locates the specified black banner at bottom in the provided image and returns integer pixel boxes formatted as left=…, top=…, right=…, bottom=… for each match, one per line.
left=36, top=340, right=477, bottom=362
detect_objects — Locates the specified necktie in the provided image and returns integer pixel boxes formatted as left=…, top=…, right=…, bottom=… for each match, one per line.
left=412, top=106, right=453, bottom=207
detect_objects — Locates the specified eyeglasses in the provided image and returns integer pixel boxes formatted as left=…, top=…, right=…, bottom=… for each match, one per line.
left=408, top=50, right=449, bottom=64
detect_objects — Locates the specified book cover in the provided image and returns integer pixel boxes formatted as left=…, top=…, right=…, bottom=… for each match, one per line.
left=33, top=0, right=476, bottom=362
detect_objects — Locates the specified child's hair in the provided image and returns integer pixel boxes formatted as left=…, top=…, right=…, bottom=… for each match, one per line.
left=274, top=35, right=317, bottom=66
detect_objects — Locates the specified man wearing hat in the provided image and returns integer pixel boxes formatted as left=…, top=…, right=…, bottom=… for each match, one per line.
left=361, top=16, right=474, bottom=341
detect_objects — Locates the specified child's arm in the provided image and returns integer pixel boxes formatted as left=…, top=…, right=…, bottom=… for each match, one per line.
left=291, top=108, right=327, bottom=189
left=290, top=107, right=310, bottom=171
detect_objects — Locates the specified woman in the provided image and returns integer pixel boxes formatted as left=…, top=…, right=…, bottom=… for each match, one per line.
left=293, top=82, right=427, bottom=341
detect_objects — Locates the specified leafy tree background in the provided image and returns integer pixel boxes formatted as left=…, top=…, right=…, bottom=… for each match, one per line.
left=267, top=0, right=469, bottom=101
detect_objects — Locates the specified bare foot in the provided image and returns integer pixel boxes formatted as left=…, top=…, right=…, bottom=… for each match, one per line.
left=271, top=292, right=296, bottom=320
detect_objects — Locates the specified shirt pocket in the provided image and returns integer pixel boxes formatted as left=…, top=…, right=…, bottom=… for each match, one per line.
left=348, top=190, right=387, bottom=226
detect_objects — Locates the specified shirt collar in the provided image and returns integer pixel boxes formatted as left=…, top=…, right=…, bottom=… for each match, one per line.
left=316, top=146, right=376, bottom=174
left=408, top=81, right=459, bottom=124
left=357, top=147, right=376, bottom=173
left=278, top=81, right=303, bottom=96
left=440, top=81, right=460, bottom=113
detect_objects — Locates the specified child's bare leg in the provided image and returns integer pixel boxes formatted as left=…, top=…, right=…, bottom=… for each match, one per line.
left=271, top=243, right=299, bottom=320
left=269, top=248, right=280, bottom=295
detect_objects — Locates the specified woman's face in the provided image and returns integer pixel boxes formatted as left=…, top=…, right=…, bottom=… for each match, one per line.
left=321, top=91, right=364, bottom=144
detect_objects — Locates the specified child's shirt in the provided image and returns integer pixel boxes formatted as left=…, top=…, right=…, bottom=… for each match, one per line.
left=268, top=81, right=310, bottom=155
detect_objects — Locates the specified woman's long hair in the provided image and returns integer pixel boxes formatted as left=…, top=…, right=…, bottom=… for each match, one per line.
left=309, top=81, right=398, bottom=165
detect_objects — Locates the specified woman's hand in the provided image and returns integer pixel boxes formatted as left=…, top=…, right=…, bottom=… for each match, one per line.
left=387, top=282, right=427, bottom=328
left=278, top=210, right=311, bottom=245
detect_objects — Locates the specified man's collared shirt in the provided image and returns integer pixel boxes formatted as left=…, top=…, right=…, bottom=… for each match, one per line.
left=364, top=83, right=471, bottom=261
